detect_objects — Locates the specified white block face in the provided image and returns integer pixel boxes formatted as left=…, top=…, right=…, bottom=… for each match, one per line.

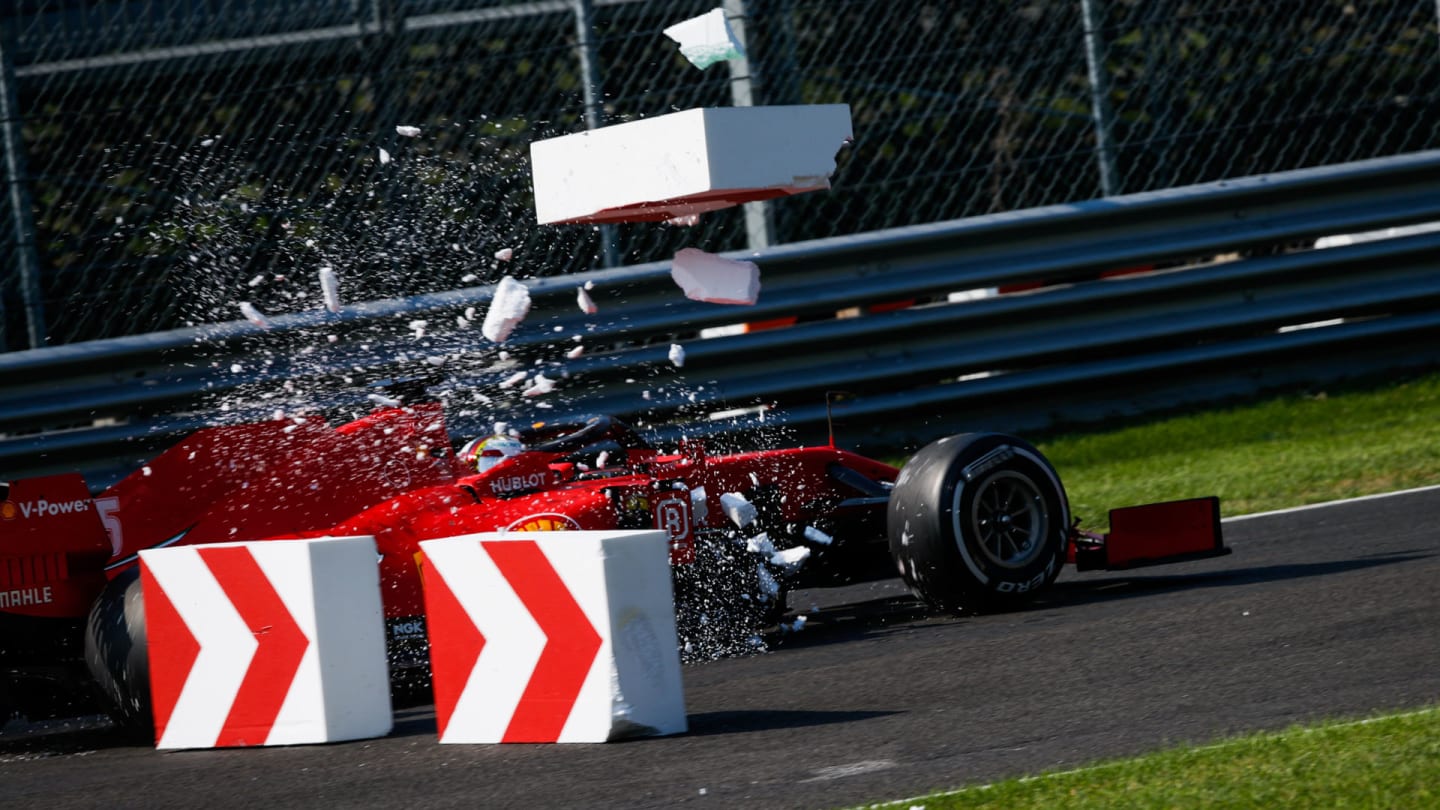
left=420, top=530, right=686, bottom=744
left=139, top=537, right=392, bottom=750
left=531, top=105, right=852, bottom=225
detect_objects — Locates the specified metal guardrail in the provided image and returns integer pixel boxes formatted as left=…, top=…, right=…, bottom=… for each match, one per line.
left=3, top=150, right=1439, bottom=488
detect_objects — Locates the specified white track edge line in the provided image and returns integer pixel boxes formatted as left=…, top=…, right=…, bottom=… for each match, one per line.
left=1221, top=483, right=1440, bottom=523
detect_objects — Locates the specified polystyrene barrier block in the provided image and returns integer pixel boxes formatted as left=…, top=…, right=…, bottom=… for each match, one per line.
left=531, top=104, right=852, bottom=225
left=420, top=530, right=687, bottom=743
left=139, top=536, right=392, bottom=749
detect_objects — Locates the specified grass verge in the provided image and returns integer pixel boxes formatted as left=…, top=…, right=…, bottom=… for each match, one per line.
left=863, top=706, right=1440, bottom=810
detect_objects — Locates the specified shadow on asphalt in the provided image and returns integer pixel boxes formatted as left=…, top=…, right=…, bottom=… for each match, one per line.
left=684, top=709, right=899, bottom=737
left=770, top=551, right=1433, bottom=651
left=1037, top=551, right=1433, bottom=610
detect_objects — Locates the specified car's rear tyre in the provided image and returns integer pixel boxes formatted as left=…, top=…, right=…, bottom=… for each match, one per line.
left=84, top=566, right=154, bottom=738
left=888, top=433, right=1069, bottom=613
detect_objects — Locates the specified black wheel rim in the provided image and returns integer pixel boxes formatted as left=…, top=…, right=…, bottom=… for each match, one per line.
left=969, top=471, right=1048, bottom=569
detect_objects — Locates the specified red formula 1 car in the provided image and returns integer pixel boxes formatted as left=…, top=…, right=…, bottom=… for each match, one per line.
left=0, top=399, right=1227, bottom=732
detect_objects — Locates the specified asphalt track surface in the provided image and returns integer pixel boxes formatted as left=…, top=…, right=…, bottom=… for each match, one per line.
left=5, top=487, right=1439, bottom=809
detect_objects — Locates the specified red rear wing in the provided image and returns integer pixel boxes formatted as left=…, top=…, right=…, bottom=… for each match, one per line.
left=1071, top=496, right=1228, bottom=572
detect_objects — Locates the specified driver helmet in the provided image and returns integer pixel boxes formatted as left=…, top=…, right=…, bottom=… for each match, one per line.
left=461, top=424, right=525, bottom=473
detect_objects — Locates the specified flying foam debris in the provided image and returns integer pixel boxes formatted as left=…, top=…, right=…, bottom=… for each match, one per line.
left=671, top=248, right=760, bottom=305
left=668, top=343, right=687, bottom=368
left=238, top=301, right=272, bottom=328
left=577, top=286, right=599, bottom=314
left=530, top=104, right=852, bottom=225
left=662, top=8, right=746, bottom=70
left=318, top=266, right=342, bottom=313
left=395, top=125, right=422, bottom=138
left=482, top=276, right=532, bottom=343
left=720, top=492, right=757, bottom=528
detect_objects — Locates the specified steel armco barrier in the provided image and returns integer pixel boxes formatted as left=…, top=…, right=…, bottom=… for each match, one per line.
left=3, top=150, right=1439, bottom=488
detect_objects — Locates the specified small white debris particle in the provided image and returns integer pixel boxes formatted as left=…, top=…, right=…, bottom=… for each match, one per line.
left=142, top=466, right=152, bottom=477
left=577, top=286, right=598, bottom=314
left=239, top=301, right=272, bottom=328
left=378, top=147, right=392, bottom=165
left=247, top=274, right=266, bottom=287
left=566, top=345, right=585, bottom=359
left=230, top=363, right=244, bottom=373
left=327, top=334, right=339, bottom=343
left=668, top=343, right=686, bottom=368
left=745, top=534, right=775, bottom=555
left=395, top=125, right=422, bottom=138
left=318, top=266, right=342, bottom=313
left=522, top=373, right=556, bottom=397
left=367, top=393, right=402, bottom=408
left=499, top=371, right=528, bottom=389
left=770, top=545, right=811, bottom=574
left=803, top=526, right=834, bottom=546
left=596, top=450, right=610, bottom=469
left=494, top=247, right=514, bottom=262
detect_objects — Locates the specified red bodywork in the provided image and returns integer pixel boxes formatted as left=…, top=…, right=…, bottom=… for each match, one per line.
left=1, top=403, right=899, bottom=626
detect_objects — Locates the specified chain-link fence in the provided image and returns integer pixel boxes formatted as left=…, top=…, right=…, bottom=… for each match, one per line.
left=3, top=0, right=1437, bottom=350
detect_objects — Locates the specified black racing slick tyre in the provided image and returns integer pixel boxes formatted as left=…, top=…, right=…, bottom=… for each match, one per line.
left=888, top=433, right=1069, bottom=613
left=84, top=566, right=154, bottom=737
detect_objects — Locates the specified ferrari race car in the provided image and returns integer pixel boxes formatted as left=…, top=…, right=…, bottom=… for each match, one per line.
left=0, top=399, right=1227, bottom=733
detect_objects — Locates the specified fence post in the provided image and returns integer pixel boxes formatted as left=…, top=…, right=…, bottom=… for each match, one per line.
left=724, top=0, right=775, bottom=251
left=0, top=19, right=44, bottom=349
left=1079, top=0, right=1119, bottom=197
left=572, top=0, right=620, bottom=268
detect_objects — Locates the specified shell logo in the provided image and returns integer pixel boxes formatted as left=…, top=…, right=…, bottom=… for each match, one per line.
left=505, top=513, right=581, bottom=532
left=0, top=501, right=16, bottom=520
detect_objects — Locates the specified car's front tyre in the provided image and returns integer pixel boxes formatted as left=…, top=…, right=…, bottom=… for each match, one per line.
left=888, top=433, right=1069, bottom=613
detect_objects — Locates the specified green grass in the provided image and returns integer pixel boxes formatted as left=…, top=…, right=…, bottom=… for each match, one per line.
left=861, top=706, right=1440, bottom=810
left=1034, top=371, right=1440, bottom=529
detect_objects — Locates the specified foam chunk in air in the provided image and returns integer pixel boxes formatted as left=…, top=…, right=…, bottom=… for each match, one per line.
left=671, top=249, right=760, bottom=305
left=482, top=276, right=531, bottom=343
left=530, top=104, right=852, bottom=225
left=663, top=8, right=746, bottom=70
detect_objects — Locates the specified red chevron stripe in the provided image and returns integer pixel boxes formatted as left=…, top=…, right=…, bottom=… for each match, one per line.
left=483, top=540, right=602, bottom=743
left=199, top=546, right=310, bottom=746
left=419, top=556, right=485, bottom=739
left=140, top=559, right=200, bottom=743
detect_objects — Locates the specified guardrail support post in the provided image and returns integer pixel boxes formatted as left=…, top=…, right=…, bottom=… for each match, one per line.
left=1080, top=0, right=1119, bottom=197
left=573, top=0, right=620, bottom=269
left=0, top=18, right=45, bottom=349
left=725, top=0, right=775, bottom=251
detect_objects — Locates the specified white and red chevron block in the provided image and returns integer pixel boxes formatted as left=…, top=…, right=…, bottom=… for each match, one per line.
left=139, top=536, right=393, bottom=749
left=420, top=530, right=687, bottom=744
